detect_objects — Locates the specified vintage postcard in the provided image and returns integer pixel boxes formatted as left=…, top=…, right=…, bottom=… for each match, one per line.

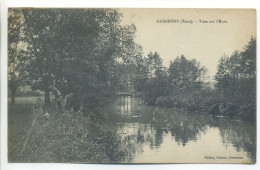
left=8, top=8, right=256, bottom=163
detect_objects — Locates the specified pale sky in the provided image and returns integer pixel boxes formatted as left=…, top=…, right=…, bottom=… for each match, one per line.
left=120, top=9, right=256, bottom=80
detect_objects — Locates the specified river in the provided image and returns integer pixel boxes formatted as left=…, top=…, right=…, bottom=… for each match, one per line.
left=101, top=96, right=256, bottom=163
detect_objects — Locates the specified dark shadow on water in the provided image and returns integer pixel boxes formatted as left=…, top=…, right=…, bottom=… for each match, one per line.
left=98, top=96, right=256, bottom=163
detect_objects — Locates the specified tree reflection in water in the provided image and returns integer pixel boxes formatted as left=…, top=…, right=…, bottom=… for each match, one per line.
left=100, top=96, right=256, bottom=163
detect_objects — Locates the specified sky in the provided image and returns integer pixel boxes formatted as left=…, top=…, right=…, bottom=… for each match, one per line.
left=119, top=9, right=256, bottom=80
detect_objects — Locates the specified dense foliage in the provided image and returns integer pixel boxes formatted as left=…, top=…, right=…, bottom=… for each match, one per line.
left=214, top=37, right=256, bottom=121
left=134, top=52, right=168, bottom=104
left=133, top=38, right=256, bottom=122
left=134, top=53, right=211, bottom=112
left=8, top=9, right=30, bottom=104
left=9, top=8, right=141, bottom=113
left=8, top=8, right=256, bottom=122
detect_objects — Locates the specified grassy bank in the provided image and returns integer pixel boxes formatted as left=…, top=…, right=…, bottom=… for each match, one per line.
left=8, top=103, right=35, bottom=162
left=8, top=103, right=129, bottom=163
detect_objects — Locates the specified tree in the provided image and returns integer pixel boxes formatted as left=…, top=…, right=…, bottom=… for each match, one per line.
left=8, top=9, right=29, bottom=104
left=19, top=8, right=141, bottom=111
left=57, top=9, right=141, bottom=113
left=215, top=37, right=256, bottom=96
left=19, top=9, right=62, bottom=106
left=167, top=55, right=209, bottom=110
left=240, top=37, right=256, bottom=78
left=214, top=37, right=256, bottom=120
left=133, top=55, right=149, bottom=93
left=134, top=52, right=167, bottom=104
left=168, top=55, right=208, bottom=95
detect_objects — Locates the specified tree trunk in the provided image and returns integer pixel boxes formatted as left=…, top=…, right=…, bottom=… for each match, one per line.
left=44, top=89, right=51, bottom=107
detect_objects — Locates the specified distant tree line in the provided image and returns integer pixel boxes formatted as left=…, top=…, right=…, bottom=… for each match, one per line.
left=133, top=37, right=256, bottom=122
left=134, top=52, right=210, bottom=110
left=8, top=8, right=256, bottom=122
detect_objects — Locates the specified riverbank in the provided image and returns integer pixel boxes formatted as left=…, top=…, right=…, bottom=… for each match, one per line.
left=8, top=102, right=129, bottom=163
left=154, top=91, right=256, bottom=123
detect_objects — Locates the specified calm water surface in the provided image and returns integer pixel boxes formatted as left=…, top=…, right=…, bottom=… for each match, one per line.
left=102, top=96, right=256, bottom=163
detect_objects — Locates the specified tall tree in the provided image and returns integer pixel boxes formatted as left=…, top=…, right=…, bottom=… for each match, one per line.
left=134, top=52, right=167, bottom=104
left=214, top=37, right=256, bottom=120
left=20, top=9, right=62, bottom=106
left=168, top=55, right=207, bottom=96
left=8, top=9, right=29, bottom=104
left=19, top=8, right=141, bottom=110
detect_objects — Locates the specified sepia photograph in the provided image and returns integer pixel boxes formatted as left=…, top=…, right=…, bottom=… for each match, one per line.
left=7, top=8, right=256, bottom=164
